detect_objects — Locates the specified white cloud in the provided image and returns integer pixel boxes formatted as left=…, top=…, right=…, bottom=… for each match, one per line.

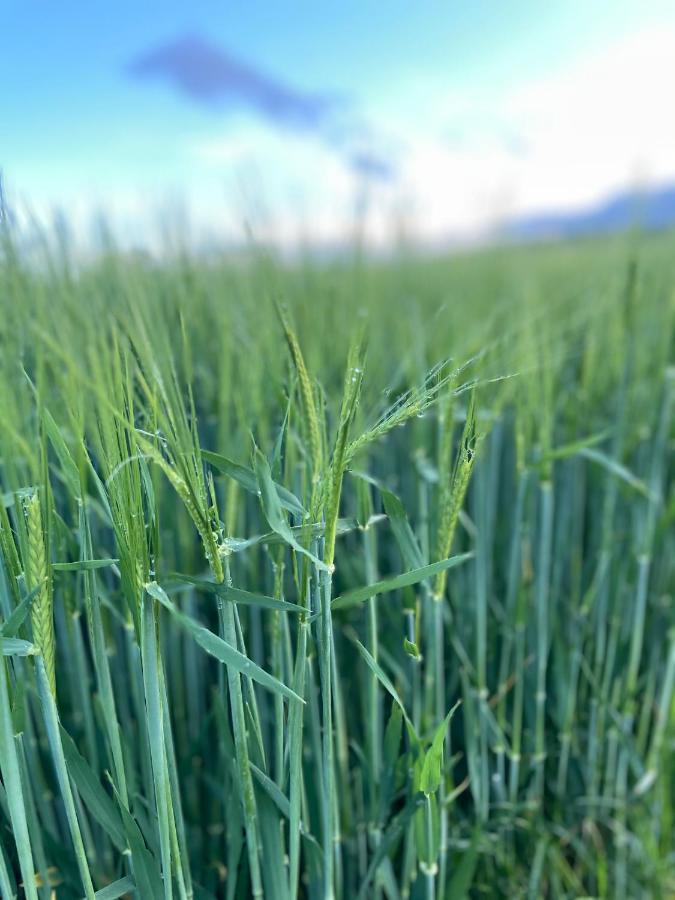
left=504, top=26, right=675, bottom=207
left=388, top=25, right=675, bottom=237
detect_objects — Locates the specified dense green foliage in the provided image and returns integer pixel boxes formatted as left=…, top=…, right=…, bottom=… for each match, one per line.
left=0, top=227, right=673, bottom=898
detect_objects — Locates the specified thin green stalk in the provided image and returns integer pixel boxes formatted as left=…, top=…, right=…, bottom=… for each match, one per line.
left=363, top=519, right=383, bottom=899
left=318, top=334, right=365, bottom=899
left=497, top=469, right=527, bottom=795
left=160, top=668, right=193, bottom=900
left=533, top=480, right=554, bottom=803
left=0, top=655, right=37, bottom=900
left=318, top=564, right=337, bottom=900
left=80, top=507, right=129, bottom=808
left=141, top=596, right=174, bottom=900
left=35, top=657, right=95, bottom=900
left=218, top=560, right=263, bottom=899
left=288, top=540, right=320, bottom=899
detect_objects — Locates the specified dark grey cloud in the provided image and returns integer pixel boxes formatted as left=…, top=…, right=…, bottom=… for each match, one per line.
left=128, top=34, right=337, bottom=132
left=128, top=33, right=396, bottom=182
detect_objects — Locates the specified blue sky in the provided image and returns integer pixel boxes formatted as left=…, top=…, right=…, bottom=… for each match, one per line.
left=3, top=1, right=675, bottom=247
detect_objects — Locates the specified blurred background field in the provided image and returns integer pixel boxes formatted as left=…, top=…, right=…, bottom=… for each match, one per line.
left=0, top=221, right=673, bottom=897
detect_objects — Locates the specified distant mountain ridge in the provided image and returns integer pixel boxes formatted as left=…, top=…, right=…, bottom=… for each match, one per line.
left=507, top=184, right=675, bottom=240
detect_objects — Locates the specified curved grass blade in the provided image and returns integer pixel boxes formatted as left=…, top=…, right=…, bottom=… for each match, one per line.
left=114, top=793, right=164, bottom=900
left=220, top=516, right=384, bottom=555
left=41, top=406, right=82, bottom=500
left=332, top=553, right=474, bottom=611
left=253, top=448, right=328, bottom=571
left=202, top=449, right=306, bottom=517
left=87, top=876, right=136, bottom=899
left=353, top=638, right=413, bottom=730
left=146, top=582, right=303, bottom=704
left=250, top=763, right=291, bottom=820
left=579, top=448, right=654, bottom=499
left=58, top=725, right=126, bottom=852
left=419, top=701, right=462, bottom=796
left=169, top=574, right=304, bottom=614
left=1, top=637, right=37, bottom=656
left=0, top=582, right=42, bottom=638
left=52, top=559, right=119, bottom=572
left=349, top=472, right=425, bottom=569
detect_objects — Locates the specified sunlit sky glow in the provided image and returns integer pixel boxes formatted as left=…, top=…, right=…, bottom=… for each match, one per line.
left=3, top=1, right=675, bottom=249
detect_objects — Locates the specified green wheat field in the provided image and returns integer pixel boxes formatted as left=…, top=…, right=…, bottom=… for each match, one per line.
left=0, top=225, right=673, bottom=899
